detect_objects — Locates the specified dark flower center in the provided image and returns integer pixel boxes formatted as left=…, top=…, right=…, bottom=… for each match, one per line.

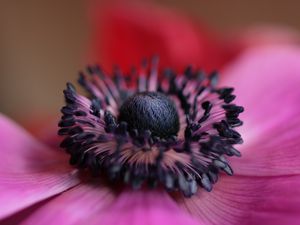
left=118, top=92, right=180, bottom=138
left=58, top=61, right=244, bottom=197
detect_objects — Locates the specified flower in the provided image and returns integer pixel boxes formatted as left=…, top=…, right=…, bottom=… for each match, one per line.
left=1, top=46, right=300, bottom=225
left=2, top=2, right=300, bottom=225
left=58, top=58, right=243, bottom=197
left=26, top=1, right=300, bottom=144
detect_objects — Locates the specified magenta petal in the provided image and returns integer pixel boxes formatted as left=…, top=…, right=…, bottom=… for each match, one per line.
left=221, top=46, right=300, bottom=176
left=180, top=175, right=300, bottom=225
left=21, top=188, right=199, bottom=225
left=97, top=190, right=200, bottom=225
left=0, top=114, right=80, bottom=219
left=179, top=46, right=300, bottom=225
left=20, top=184, right=115, bottom=225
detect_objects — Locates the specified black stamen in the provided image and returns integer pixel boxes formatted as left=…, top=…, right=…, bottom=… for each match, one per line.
left=58, top=60, right=244, bottom=198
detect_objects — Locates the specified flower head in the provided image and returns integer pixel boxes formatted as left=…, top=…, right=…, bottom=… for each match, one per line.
left=58, top=58, right=243, bottom=197
left=1, top=2, right=300, bottom=225
left=1, top=47, right=300, bottom=225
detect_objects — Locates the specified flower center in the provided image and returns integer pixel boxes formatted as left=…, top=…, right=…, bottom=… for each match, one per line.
left=58, top=62, right=244, bottom=197
left=118, top=92, right=180, bottom=138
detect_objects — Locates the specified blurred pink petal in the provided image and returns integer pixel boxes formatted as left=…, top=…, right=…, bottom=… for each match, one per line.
left=181, top=175, right=300, bottom=225
left=178, top=46, right=300, bottom=224
left=231, top=124, right=300, bottom=176
left=222, top=46, right=300, bottom=137
left=222, top=46, right=300, bottom=176
left=0, top=114, right=80, bottom=220
left=98, top=190, right=200, bottom=225
left=20, top=184, right=115, bottom=225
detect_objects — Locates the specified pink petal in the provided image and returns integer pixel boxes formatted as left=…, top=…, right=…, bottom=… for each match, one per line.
left=97, top=189, right=200, bottom=225
left=180, top=175, right=300, bottom=225
left=0, top=114, right=80, bottom=220
left=19, top=183, right=115, bottom=225
left=221, top=46, right=300, bottom=176
left=19, top=187, right=199, bottom=225
left=179, top=46, right=300, bottom=225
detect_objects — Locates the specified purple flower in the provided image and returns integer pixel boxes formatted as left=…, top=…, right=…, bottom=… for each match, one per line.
left=1, top=46, right=300, bottom=225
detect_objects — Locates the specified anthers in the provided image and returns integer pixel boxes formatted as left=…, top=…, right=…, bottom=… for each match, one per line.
left=58, top=58, right=244, bottom=197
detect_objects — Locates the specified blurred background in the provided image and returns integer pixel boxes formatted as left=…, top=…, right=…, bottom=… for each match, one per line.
left=1, top=0, right=300, bottom=127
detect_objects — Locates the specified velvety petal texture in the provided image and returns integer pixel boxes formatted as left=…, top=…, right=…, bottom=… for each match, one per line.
left=181, top=175, right=300, bottom=225
left=180, top=46, right=300, bottom=225
left=98, top=190, right=200, bottom=225
left=223, top=46, right=300, bottom=176
left=0, top=114, right=80, bottom=220
left=20, top=183, right=115, bottom=225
